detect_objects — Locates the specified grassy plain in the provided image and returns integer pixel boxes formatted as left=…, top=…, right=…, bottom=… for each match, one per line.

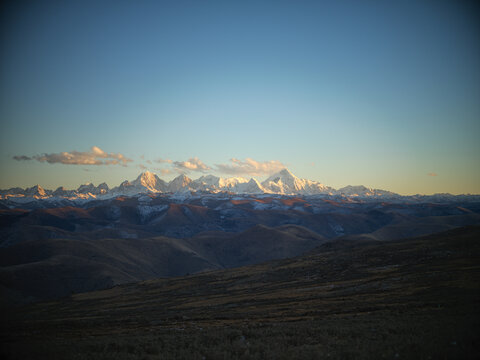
left=2, top=226, right=479, bottom=359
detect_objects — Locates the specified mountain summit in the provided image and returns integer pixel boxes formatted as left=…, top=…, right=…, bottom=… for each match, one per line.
left=168, top=174, right=193, bottom=192
left=262, top=168, right=333, bottom=195
left=132, top=171, right=167, bottom=192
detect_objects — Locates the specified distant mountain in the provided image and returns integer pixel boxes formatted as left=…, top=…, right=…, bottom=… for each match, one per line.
left=262, top=168, right=334, bottom=195
left=77, top=182, right=109, bottom=195
left=1, top=168, right=479, bottom=203
left=168, top=174, right=193, bottom=193
left=53, top=186, right=75, bottom=197
left=110, top=171, right=167, bottom=195
left=234, top=178, right=265, bottom=194
left=337, top=185, right=397, bottom=197
left=192, top=175, right=248, bottom=191
left=132, top=171, right=167, bottom=193
left=24, top=185, right=47, bottom=197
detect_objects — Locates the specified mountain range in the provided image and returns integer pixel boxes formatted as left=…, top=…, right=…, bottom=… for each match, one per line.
left=0, top=169, right=476, bottom=203
left=1, top=181, right=479, bottom=302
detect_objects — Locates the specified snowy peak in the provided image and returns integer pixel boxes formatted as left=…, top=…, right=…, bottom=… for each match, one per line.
left=193, top=175, right=248, bottom=191
left=234, top=178, right=265, bottom=194
left=1, top=169, right=412, bottom=200
left=133, top=171, right=155, bottom=186
left=24, top=185, right=46, bottom=197
left=337, top=185, right=396, bottom=197
left=132, top=171, right=167, bottom=192
left=111, top=180, right=135, bottom=195
left=338, top=185, right=370, bottom=195
left=97, top=183, right=109, bottom=194
left=263, top=168, right=304, bottom=192
left=53, top=186, right=75, bottom=197
left=265, top=168, right=296, bottom=183
left=193, top=175, right=222, bottom=190
left=77, top=183, right=96, bottom=194
left=119, top=180, right=132, bottom=188
left=278, top=168, right=296, bottom=179
left=196, top=175, right=221, bottom=186
left=168, top=174, right=193, bottom=193
left=220, top=177, right=248, bottom=189
left=262, top=168, right=332, bottom=195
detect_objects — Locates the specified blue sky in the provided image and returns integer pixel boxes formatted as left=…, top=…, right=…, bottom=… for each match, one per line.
left=1, top=0, right=479, bottom=194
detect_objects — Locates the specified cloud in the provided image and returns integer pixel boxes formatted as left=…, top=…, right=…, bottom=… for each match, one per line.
left=12, top=155, right=32, bottom=161
left=216, top=158, right=286, bottom=176
left=159, top=168, right=171, bottom=175
left=137, top=164, right=148, bottom=170
left=155, top=158, right=173, bottom=164
left=173, top=157, right=211, bottom=173
left=427, top=172, right=438, bottom=177
left=13, top=146, right=132, bottom=166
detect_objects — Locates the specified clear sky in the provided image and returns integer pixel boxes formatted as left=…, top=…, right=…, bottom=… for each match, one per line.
left=1, top=0, right=479, bottom=195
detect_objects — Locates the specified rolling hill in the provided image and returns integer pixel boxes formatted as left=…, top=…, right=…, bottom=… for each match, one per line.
left=0, top=224, right=327, bottom=302
left=2, top=226, right=478, bottom=359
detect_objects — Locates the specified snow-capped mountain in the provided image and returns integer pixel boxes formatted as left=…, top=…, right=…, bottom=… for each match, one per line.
left=3, top=168, right=478, bottom=204
left=0, top=187, right=24, bottom=196
left=193, top=175, right=248, bottom=191
left=111, top=171, right=167, bottom=194
left=131, top=171, right=167, bottom=192
left=168, top=174, right=193, bottom=193
left=262, top=169, right=333, bottom=195
left=24, top=185, right=47, bottom=197
left=76, top=182, right=110, bottom=195
left=337, top=185, right=396, bottom=197
left=53, top=186, right=76, bottom=197
left=233, top=178, right=265, bottom=194
left=96, top=182, right=110, bottom=194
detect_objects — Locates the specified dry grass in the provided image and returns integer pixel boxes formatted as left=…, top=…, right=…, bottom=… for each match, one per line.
left=1, top=226, right=479, bottom=359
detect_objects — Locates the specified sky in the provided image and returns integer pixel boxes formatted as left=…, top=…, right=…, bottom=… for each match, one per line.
left=1, top=0, right=479, bottom=195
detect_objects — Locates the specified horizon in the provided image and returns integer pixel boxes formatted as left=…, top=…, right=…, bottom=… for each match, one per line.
left=1, top=1, right=479, bottom=196
left=2, top=167, right=479, bottom=196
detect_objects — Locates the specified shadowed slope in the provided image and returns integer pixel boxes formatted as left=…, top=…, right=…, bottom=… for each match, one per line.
left=186, top=224, right=326, bottom=268
left=1, top=226, right=478, bottom=359
left=0, top=224, right=327, bottom=302
left=2, top=198, right=479, bottom=247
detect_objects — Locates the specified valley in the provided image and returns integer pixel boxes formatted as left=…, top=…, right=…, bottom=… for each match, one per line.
left=1, top=190, right=479, bottom=302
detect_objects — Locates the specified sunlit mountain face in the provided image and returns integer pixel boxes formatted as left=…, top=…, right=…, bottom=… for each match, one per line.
left=1, top=169, right=478, bottom=205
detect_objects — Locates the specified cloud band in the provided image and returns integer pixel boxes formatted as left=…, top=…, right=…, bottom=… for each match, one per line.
left=13, top=146, right=132, bottom=166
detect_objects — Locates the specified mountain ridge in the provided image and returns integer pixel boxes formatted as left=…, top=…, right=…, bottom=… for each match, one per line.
left=1, top=169, right=478, bottom=202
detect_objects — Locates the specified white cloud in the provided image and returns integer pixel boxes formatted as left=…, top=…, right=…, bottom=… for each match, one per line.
left=173, top=157, right=211, bottom=173
left=216, top=158, right=286, bottom=176
left=14, top=146, right=132, bottom=166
